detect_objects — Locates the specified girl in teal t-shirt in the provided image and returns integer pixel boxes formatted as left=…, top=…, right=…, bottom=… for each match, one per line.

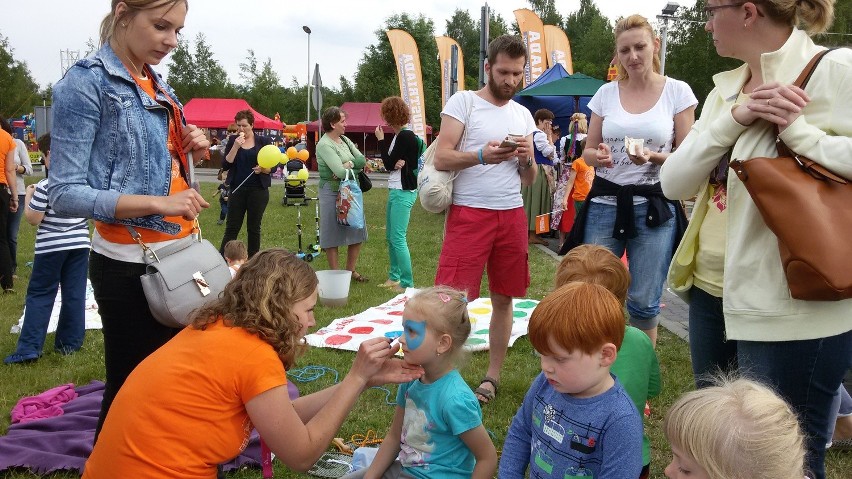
left=345, top=287, right=497, bottom=479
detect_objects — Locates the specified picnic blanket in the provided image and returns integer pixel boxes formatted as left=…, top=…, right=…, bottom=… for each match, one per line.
left=305, top=289, right=539, bottom=352
left=0, top=380, right=299, bottom=474
left=9, top=279, right=102, bottom=334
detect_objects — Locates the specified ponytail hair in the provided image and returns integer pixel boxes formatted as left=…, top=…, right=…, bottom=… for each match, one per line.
left=563, top=113, right=588, bottom=160
left=760, top=0, right=835, bottom=35
left=99, top=0, right=188, bottom=46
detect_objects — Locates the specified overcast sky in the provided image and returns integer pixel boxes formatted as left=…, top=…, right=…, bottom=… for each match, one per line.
left=1, top=0, right=696, bottom=91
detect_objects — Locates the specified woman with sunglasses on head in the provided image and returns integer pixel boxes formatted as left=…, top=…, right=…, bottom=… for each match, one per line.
left=49, top=0, right=209, bottom=438
left=660, top=2, right=852, bottom=477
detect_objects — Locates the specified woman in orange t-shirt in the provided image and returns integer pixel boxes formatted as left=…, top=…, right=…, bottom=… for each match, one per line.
left=0, top=117, right=18, bottom=292
left=84, top=250, right=422, bottom=478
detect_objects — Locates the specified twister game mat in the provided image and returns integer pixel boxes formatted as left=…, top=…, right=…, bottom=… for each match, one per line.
left=305, top=289, right=539, bottom=352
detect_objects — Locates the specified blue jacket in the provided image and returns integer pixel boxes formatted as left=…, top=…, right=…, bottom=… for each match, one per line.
left=50, top=43, right=187, bottom=235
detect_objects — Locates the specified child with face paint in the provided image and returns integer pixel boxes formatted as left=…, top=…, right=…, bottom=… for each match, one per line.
left=343, top=286, right=498, bottom=479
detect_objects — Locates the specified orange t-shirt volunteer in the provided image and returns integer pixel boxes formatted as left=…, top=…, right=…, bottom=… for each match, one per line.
left=571, top=158, right=594, bottom=202
left=82, top=319, right=286, bottom=478
left=0, top=129, right=15, bottom=187
left=94, top=72, right=194, bottom=244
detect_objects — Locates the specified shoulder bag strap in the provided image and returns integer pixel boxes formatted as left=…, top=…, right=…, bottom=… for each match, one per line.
left=458, top=91, right=475, bottom=153
left=775, top=48, right=838, bottom=157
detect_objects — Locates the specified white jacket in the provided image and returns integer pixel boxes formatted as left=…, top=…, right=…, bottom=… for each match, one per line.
left=660, top=29, right=852, bottom=342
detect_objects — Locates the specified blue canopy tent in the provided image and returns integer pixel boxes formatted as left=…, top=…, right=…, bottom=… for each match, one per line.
left=513, top=64, right=605, bottom=134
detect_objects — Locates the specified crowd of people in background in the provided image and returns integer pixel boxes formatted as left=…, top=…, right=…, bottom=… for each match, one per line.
left=1, top=1, right=850, bottom=479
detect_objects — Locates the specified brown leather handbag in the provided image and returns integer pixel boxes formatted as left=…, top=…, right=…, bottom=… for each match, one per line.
left=729, top=48, right=852, bottom=301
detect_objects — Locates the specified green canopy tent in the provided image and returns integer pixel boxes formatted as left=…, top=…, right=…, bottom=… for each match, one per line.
left=516, top=73, right=606, bottom=98
left=513, top=72, right=606, bottom=133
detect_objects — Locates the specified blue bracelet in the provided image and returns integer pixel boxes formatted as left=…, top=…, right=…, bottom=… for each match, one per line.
left=478, top=148, right=484, bottom=165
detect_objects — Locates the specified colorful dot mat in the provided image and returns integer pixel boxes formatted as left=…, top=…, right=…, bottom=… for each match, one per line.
left=305, top=289, right=539, bottom=352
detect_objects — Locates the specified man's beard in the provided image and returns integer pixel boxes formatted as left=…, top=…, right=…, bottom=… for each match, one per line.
left=488, top=74, right=518, bottom=101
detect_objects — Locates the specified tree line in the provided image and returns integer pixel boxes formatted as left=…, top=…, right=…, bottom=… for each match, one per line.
left=1, top=0, right=850, bottom=126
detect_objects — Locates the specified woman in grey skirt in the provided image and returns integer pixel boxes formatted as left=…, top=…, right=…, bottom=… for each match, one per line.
left=315, top=106, right=369, bottom=282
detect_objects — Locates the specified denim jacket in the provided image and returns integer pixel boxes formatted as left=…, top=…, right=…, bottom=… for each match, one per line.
left=50, top=43, right=186, bottom=235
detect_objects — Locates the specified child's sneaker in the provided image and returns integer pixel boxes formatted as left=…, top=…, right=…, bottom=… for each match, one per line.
left=4, top=352, right=41, bottom=365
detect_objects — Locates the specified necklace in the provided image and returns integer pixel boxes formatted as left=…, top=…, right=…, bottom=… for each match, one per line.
left=125, top=56, right=148, bottom=79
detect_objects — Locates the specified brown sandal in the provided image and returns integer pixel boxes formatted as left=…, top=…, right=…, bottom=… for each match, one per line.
left=351, top=271, right=369, bottom=283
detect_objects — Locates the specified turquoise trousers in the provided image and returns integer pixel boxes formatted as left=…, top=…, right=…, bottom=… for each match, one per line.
left=386, top=189, right=417, bottom=287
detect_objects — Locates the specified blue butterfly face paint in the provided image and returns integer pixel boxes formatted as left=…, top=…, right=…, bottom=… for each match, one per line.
left=402, top=319, right=427, bottom=351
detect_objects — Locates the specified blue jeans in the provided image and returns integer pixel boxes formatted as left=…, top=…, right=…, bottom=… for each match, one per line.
left=6, top=194, right=25, bottom=273
left=828, top=384, right=852, bottom=444
left=583, top=201, right=675, bottom=329
left=738, top=330, right=852, bottom=479
left=13, top=248, right=89, bottom=356
left=218, top=196, right=228, bottom=221
left=386, top=189, right=416, bottom=287
left=688, top=287, right=738, bottom=388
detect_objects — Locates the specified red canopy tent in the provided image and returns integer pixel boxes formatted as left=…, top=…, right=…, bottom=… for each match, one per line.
left=183, top=98, right=284, bottom=130
left=306, top=102, right=432, bottom=135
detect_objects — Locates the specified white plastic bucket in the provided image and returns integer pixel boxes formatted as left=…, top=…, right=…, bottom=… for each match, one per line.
left=316, top=270, right=351, bottom=307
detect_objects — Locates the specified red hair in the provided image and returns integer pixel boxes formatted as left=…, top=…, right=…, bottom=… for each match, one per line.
left=529, top=282, right=625, bottom=355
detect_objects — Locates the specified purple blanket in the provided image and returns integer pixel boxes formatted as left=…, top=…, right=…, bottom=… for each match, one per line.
left=0, top=380, right=299, bottom=474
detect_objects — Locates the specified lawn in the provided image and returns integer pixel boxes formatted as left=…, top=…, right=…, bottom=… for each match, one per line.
left=0, top=181, right=848, bottom=478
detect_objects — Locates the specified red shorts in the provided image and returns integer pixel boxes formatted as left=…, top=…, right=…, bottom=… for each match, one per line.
left=435, top=205, right=529, bottom=300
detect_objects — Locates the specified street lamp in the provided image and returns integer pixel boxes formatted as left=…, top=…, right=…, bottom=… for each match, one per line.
left=303, top=25, right=312, bottom=123
left=657, top=2, right=680, bottom=75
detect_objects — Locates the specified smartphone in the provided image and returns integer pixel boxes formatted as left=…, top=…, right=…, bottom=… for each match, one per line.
left=499, top=139, right=519, bottom=150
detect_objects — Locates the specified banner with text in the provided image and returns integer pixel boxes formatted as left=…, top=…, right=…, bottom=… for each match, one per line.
left=435, top=36, right=465, bottom=109
left=544, top=25, right=574, bottom=74
left=513, top=8, right=546, bottom=87
left=386, top=29, right=427, bottom=140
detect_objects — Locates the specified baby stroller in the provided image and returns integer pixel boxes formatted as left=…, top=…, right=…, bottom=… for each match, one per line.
left=282, top=159, right=308, bottom=206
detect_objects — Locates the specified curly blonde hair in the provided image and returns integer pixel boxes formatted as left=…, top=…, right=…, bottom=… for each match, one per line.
left=191, top=249, right=317, bottom=369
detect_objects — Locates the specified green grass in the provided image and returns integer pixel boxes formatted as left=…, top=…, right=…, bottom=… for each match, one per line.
left=0, top=181, right=849, bottom=478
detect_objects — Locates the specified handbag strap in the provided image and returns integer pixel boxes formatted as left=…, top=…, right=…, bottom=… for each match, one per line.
left=774, top=48, right=838, bottom=158
left=332, top=136, right=358, bottom=175
left=126, top=151, right=203, bottom=257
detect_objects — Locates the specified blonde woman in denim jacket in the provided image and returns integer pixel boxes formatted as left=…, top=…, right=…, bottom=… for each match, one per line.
left=49, top=0, right=209, bottom=438
left=660, top=2, right=852, bottom=477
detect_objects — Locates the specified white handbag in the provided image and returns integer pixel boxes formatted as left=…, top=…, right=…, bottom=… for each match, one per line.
left=131, top=152, right=231, bottom=328
left=417, top=92, right=474, bottom=213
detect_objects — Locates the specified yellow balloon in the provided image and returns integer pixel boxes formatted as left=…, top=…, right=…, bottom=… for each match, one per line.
left=287, top=173, right=301, bottom=187
left=279, top=153, right=289, bottom=165
left=297, top=168, right=309, bottom=181
left=286, top=147, right=299, bottom=159
left=258, top=145, right=280, bottom=169
left=297, top=149, right=310, bottom=162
